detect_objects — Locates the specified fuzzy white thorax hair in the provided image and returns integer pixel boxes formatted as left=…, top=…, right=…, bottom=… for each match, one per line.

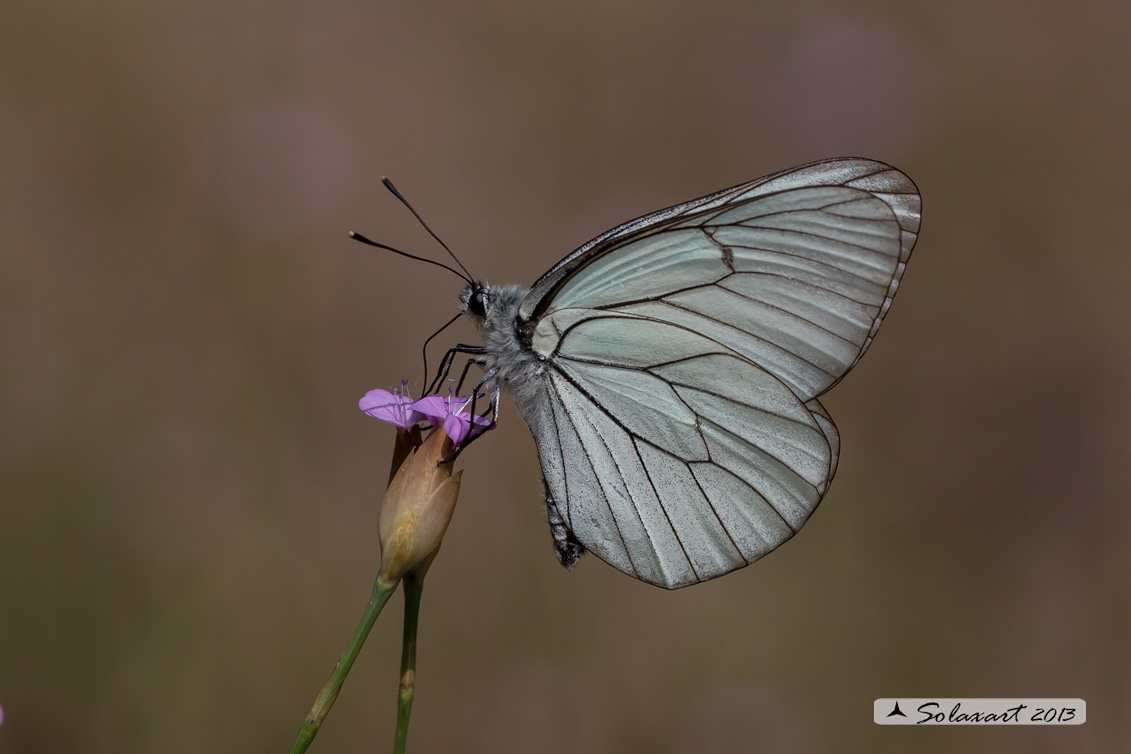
left=458, top=282, right=547, bottom=417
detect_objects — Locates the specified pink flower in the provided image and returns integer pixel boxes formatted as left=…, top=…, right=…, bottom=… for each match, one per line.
left=360, top=380, right=493, bottom=448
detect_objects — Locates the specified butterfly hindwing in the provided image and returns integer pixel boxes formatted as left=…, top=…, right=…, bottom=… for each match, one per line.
left=529, top=310, right=834, bottom=588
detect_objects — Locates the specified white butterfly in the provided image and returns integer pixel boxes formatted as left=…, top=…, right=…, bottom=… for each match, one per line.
left=429, top=158, right=920, bottom=589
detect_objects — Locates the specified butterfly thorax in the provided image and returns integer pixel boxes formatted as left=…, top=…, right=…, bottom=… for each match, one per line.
left=460, top=282, right=545, bottom=411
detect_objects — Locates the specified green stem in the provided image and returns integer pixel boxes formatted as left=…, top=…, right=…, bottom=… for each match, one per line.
left=290, top=575, right=399, bottom=754
left=393, top=569, right=425, bottom=754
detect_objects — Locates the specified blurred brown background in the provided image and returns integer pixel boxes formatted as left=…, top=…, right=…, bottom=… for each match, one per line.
left=2, top=1, right=1129, bottom=752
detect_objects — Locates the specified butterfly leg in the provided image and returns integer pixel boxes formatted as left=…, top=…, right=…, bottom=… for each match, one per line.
left=439, top=369, right=499, bottom=464
left=460, top=366, right=501, bottom=426
left=426, top=344, right=486, bottom=396
left=544, top=479, right=584, bottom=570
left=425, top=347, right=460, bottom=395
left=454, top=357, right=487, bottom=395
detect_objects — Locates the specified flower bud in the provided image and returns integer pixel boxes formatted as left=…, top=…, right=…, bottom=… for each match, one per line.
left=377, top=427, right=464, bottom=584
left=388, top=425, right=422, bottom=486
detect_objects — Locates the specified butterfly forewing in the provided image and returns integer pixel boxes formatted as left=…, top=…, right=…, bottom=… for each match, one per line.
left=520, top=158, right=919, bottom=323
left=539, top=185, right=905, bottom=400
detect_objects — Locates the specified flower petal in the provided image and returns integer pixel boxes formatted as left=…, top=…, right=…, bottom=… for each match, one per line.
left=409, top=394, right=451, bottom=421
left=442, top=412, right=470, bottom=447
left=360, top=387, right=424, bottom=429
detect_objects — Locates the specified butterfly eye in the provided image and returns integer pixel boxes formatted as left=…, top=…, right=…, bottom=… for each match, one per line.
left=469, top=290, right=487, bottom=317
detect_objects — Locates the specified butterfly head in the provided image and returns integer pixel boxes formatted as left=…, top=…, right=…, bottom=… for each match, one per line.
left=459, top=281, right=530, bottom=336
left=459, top=282, right=491, bottom=324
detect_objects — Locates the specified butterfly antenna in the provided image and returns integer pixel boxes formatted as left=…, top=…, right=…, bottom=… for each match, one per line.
left=382, top=177, right=476, bottom=283
left=348, top=231, right=471, bottom=284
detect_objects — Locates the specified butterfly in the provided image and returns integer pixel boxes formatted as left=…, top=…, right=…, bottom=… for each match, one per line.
left=369, top=157, right=920, bottom=589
